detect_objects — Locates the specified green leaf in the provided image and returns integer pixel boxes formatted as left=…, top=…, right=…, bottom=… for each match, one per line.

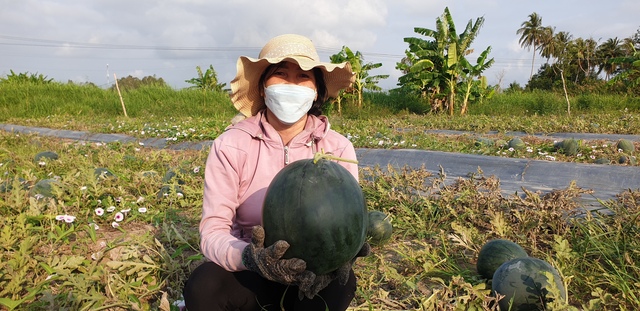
left=0, top=297, right=22, bottom=310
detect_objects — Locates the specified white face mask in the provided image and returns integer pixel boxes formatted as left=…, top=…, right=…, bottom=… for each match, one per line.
left=264, top=84, right=316, bottom=125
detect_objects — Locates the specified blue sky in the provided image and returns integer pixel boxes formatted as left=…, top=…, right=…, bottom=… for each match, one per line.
left=1, top=0, right=638, bottom=90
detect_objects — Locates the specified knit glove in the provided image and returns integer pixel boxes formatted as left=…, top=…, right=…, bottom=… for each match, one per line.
left=298, top=242, right=371, bottom=300
left=241, top=225, right=312, bottom=285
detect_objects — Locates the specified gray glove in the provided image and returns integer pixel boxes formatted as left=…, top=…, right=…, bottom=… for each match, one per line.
left=241, top=226, right=312, bottom=285
left=298, top=242, right=371, bottom=300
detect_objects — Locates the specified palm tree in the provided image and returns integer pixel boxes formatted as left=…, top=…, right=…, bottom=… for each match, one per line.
left=550, top=31, right=573, bottom=115
left=597, top=37, right=623, bottom=80
left=569, top=37, right=598, bottom=83
left=538, top=26, right=556, bottom=62
left=517, top=12, right=544, bottom=80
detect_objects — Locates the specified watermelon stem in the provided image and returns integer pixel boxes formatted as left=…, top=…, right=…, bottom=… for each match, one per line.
left=313, top=150, right=359, bottom=164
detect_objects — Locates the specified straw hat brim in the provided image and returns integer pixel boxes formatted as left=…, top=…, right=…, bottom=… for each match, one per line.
left=230, top=55, right=355, bottom=117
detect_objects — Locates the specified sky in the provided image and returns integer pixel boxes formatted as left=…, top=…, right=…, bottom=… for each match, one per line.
left=1, top=0, right=639, bottom=91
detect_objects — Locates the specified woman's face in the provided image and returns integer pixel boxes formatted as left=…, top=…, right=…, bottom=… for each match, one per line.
left=264, top=61, right=317, bottom=91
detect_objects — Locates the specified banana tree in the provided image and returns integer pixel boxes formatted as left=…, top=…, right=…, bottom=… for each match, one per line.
left=398, top=7, right=490, bottom=115
left=459, top=46, right=495, bottom=115
left=330, top=46, right=388, bottom=110
left=609, top=44, right=640, bottom=94
left=185, top=65, right=227, bottom=93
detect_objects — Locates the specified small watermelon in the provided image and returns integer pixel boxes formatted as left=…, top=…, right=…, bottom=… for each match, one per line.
left=508, top=138, right=525, bottom=150
left=554, top=139, right=579, bottom=156
left=0, top=177, right=29, bottom=193
left=619, top=155, right=629, bottom=164
left=492, top=257, right=566, bottom=310
left=477, top=239, right=528, bottom=279
left=367, top=210, right=393, bottom=246
left=617, top=139, right=635, bottom=154
left=29, top=178, right=60, bottom=199
left=34, top=151, right=59, bottom=163
left=162, top=168, right=186, bottom=185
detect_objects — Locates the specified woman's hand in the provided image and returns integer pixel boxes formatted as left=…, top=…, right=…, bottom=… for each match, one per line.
left=241, top=225, right=312, bottom=285
left=297, top=242, right=371, bottom=300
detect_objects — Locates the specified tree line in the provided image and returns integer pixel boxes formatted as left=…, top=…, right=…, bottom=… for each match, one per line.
left=4, top=7, right=638, bottom=116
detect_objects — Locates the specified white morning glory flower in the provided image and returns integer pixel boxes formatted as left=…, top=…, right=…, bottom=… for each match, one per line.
left=114, top=212, right=124, bottom=222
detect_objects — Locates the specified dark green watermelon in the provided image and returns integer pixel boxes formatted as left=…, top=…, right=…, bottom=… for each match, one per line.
left=367, top=210, right=393, bottom=246
left=262, top=158, right=367, bottom=275
left=162, top=168, right=186, bottom=185
left=29, top=178, right=60, bottom=199
left=477, top=239, right=528, bottom=279
left=492, top=257, right=566, bottom=310
left=34, top=151, right=59, bottom=163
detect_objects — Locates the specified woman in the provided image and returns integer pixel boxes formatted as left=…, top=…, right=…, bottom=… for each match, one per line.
left=183, top=34, right=369, bottom=311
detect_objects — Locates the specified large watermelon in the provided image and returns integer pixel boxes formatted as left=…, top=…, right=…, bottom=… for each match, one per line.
left=477, top=239, right=528, bottom=279
left=492, top=257, right=566, bottom=310
left=262, top=157, right=367, bottom=275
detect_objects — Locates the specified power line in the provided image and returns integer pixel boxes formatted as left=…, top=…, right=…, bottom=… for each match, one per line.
left=0, top=34, right=260, bottom=52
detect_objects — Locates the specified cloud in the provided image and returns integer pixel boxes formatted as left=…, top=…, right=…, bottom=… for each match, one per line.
left=1, top=0, right=638, bottom=90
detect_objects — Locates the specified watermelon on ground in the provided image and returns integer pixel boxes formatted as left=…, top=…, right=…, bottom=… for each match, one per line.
left=29, top=178, right=60, bottom=199
left=367, top=210, right=393, bottom=246
left=492, top=257, right=566, bottom=310
left=477, top=239, right=528, bottom=279
left=508, top=138, right=526, bottom=150
left=34, top=151, right=59, bottom=163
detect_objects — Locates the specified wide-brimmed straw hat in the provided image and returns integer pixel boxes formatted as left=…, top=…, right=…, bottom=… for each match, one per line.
left=230, top=34, right=355, bottom=117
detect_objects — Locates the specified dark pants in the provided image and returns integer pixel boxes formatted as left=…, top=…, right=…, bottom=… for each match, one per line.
left=183, top=261, right=357, bottom=311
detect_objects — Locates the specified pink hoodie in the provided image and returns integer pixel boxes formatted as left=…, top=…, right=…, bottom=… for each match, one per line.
left=200, top=110, right=358, bottom=272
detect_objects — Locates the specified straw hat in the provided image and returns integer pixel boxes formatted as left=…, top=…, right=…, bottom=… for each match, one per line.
left=230, top=34, right=355, bottom=117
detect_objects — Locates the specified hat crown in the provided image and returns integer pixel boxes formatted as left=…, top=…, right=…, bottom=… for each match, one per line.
left=258, top=34, right=320, bottom=61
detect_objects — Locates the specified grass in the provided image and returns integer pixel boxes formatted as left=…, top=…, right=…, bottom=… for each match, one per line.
left=1, top=83, right=638, bottom=166
left=1, top=82, right=639, bottom=310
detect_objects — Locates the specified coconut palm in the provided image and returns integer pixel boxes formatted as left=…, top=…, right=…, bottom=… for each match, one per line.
left=550, top=31, right=573, bottom=115
left=597, top=37, right=623, bottom=80
left=569, top=37, right=598, bottom=82
left=517, top=12, right=544, bottom=80
left=538, top=26, right=556, bottom=62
